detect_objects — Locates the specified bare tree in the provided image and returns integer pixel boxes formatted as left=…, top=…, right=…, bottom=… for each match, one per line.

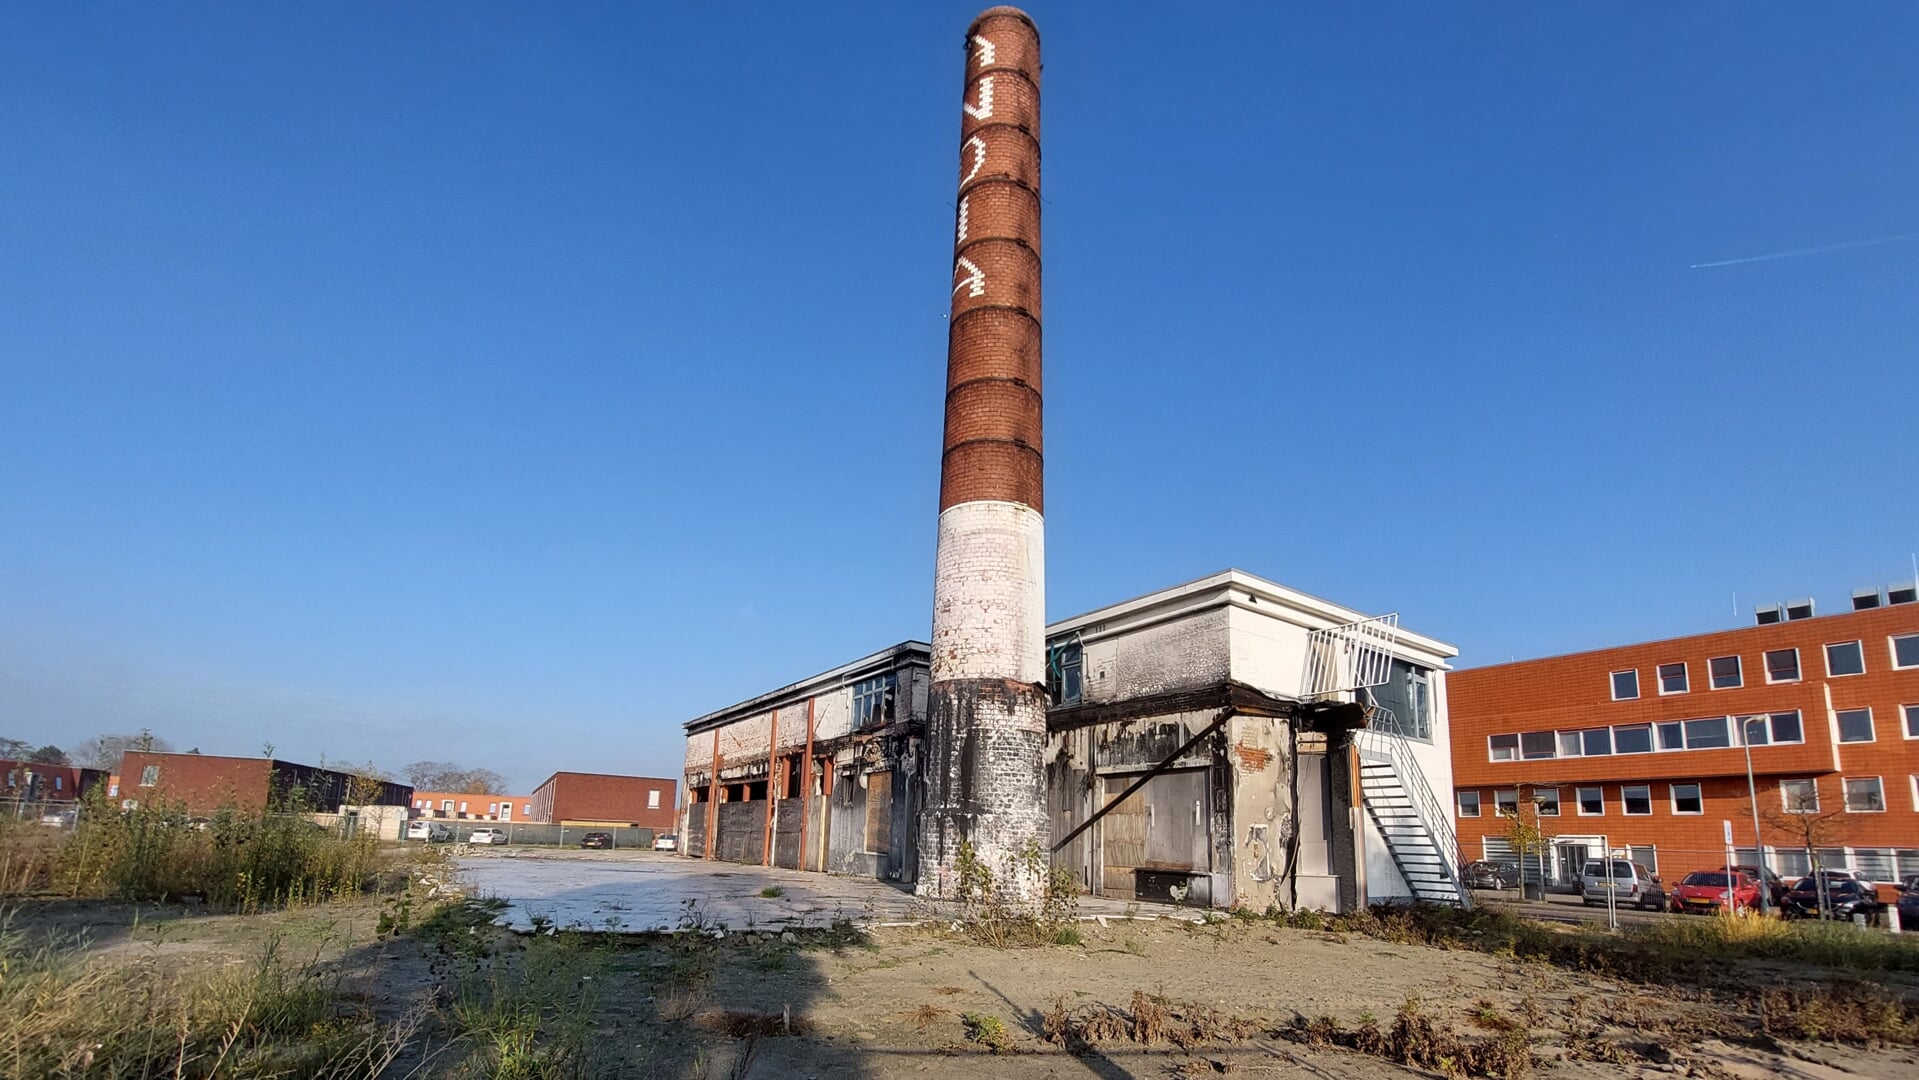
left=72, top=730, right=173, bottom=772
left=403, top=761, right=508, bottom=794
left=1744, top=779, right=1858, bottom=916
left=343, top=760, right=395, bottom=807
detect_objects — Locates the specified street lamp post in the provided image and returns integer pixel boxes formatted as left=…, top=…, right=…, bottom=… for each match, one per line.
left=1740, top=715, right=1769, bottom=916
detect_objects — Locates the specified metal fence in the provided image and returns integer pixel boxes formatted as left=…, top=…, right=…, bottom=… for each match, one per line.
left=2, top=798, right=81, bottom=830
left=403, top=819, right=658, bottom=850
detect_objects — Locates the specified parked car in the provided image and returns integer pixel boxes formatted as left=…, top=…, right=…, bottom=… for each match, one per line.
left=1579, top=859, right=1666, bottom=910
left=38, top=809, right=78, bottom=828
left=653, top=833, right=679, bottom=852
left=468, top=828, right=509, bottom=845
left=1463, top=860, right=1521, bottom=890
left=1782, top=876, right=1883, bottom=923
left=580, top=831, right=613, bottom=850
left=406, top=820, right=453, bottom=842
left=1722, top=864, right=1789, bottom=909
left=1671, top=871, right=1762, bottom=915
left=1896, top=886, right=1919, bottom=930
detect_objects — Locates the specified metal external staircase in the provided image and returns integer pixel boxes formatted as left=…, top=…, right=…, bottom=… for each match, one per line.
left=1352, top=727, right=1469, bottom=907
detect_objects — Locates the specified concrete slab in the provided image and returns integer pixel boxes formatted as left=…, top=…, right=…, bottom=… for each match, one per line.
left=457, top=850, right=1202, bottom=933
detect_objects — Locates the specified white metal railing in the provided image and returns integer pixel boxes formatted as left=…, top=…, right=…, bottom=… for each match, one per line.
left=1353, top=726, right=1469, bottom=906
left=1300, top=613, right=1400, bottom=699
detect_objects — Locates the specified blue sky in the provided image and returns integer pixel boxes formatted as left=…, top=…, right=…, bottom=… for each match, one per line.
left=3, top=3, right=1914, bottom=789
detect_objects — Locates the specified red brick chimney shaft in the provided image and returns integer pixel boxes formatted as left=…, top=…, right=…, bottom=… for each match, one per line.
left=940, top=6, right=1042, bottom=514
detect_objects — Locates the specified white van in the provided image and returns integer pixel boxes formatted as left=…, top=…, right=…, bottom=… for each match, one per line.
left=406, top=820, right=453, bottom=843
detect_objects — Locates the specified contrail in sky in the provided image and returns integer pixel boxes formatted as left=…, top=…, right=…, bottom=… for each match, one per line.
left=1690, top=232, right=1916, bottom=268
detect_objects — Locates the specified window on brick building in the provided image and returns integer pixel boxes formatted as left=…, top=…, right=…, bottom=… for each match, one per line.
left=1610, top=670, right=1639, bottom=700
left=1457, top=790, right=1481, bottom=817
left=852, top=673, right=897, bottom=728
left=1657, top=721, right=1685, bottom=750
left=1892, top=634, right=1919, bottom=670
left=1657, top=662, right=1689, bottom=695
left=1764, top=648, right=1800, bottom=683
left=1622, top=785, right=1652, bottom=815
left=1613, top=724, right=1653, bottom=754
left=1825, top=640, right=1865, bottom=677
left=1776, top=848, right=1811, bottom=877
left=1488, top=734, right=1518, bottom=761
left=1047, top=640, right=1083, bottom=706
left=1670, top=783, right=1704, bottom=815
left=1905, top=704, right=1919, bottom=740
left=1576, top=787, right=1604, bottom=815
left=1556, top=731, right=1581, bottom=758
left=140, top=765, right=159, bottom=787
left=1780, top=779, right=1819, bottom=813
left=648, top=789, right=661, bottom=809
left=1629, top=846, right=1659, bottom=874
left=1534, top=788, right=1561, bottom=816
left=1855, top=848, right=1896, bottom=881
left=1836, top=708, right=1874, bottom=743
left=1708, top=655, right=1742, bottom=689
left=1682, top=716, right=1731, bottom=749
left=1898, top=849, right=1919, bottom=877
left=1519, top=731, right=1555, bottom=760
left=1581, top=728, right=1612, bottom=756
left=1767, top=710, right=1804, bottom=744
left=1843, top=777, right=1885, bottom=813
left=1737, top=714, right=1769, bottom=746
left=1493, top=789, right=1518, bottom=816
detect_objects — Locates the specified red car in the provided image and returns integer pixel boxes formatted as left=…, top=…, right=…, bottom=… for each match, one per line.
left=1670, top=870, right=1762, bottom=915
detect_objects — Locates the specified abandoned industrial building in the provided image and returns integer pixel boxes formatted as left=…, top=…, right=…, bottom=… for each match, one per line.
left=679, top=569, right=1464, bottom=912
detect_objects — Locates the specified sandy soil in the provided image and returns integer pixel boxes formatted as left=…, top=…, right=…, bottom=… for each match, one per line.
left=11, top=898, right=1918, bottom=1079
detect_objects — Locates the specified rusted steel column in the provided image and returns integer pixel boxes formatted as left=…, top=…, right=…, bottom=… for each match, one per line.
left=797, top=696, right=816, bottom=872
left=918, top=6, right=1049, bottom=904
left=762, top=709, right=779, bottom=866
left=706, top=729, right=721, bottom=859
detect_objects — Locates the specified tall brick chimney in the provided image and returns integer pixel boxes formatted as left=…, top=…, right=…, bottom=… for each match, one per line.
left=918, top=7, right=1048, bottom=903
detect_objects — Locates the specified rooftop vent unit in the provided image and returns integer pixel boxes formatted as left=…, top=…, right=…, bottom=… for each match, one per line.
left=1853, top=588, right=1884, bottom=611
left=1785, top=598, right=1815, bottom=621
left=1890, top=580, right=1918, bottom=606
left=1755, top=604, right=1784, bottom=626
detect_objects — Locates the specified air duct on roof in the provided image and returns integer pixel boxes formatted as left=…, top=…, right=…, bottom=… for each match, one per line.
left=1890, top=580, right=1918, bottom=606
left=1853, top=588, right=1883, bottom=611
left=1785, top=598, right=1815, bottom=620
left=1755, top=604, right=1784, bottom=626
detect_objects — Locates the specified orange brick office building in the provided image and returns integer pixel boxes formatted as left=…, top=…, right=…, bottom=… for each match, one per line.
left=1450, top=587, right=1919, bottom=886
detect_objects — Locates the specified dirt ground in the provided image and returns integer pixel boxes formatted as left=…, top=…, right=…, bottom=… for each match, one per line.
left=12, top=894, right=1919, bottom=1080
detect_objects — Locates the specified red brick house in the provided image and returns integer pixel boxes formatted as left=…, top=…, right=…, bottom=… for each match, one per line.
left=0, top=759, right=105, bottom=802
left=410, top=790, right=533, bottom=822
left=1450, top=588, right=1919, bottom=887
left=115, top=751, right=412, bottom=815
left=529, top=771, right=676, bottom=831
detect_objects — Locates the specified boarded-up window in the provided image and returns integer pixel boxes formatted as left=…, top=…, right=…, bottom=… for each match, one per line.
left=864, top=771, right=892, bottom=853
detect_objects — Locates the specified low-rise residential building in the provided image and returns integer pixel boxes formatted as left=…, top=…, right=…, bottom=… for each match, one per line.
left=680, top=569, right=1462, bottom=912
left=1450, top=584, right=1919, bottom=886
left=528, top=771, right=677, bottom=831
left=114, top=751, right=412, bottom=815
left=409, top=791, right=534, bottom=822
left=1, top=759, right=106, bottom=803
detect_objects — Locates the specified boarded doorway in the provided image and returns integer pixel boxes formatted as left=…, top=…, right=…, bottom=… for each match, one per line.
left=1099, top=768, right=1209, bottom=899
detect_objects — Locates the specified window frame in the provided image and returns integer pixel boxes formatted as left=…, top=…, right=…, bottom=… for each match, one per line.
left=1457, top=790, right=1482, bottom=818
left=1707, top=654, right=1743, bottom=690
left=1622, top=785, right=1653, bottom=816
left=1575, top=786, right=1605, bottom=816
left=1763, top=647, right=1801, bottom=684
left=1903, top=703, right=1919, bottom=741
left=1656, top=662, right=1690, bottom=696
left=1825, top=640, right=1866, bottom=678
left=1610, top=669, right=1640, bottom=701
left=1835, top=707, right=1876, bottom=745
left=1519, top=730, right=1556, bottom=760
left=139, top=765, right=159, bottom=787
left=1488, top=734, right=1519, bottom=762
left=1892, top=633, right=1919, bottom=671
left=1612, top=723, right=1654, bottom=755
left=1534, top=787, right=1561, bottom=817
left=1766, top=710, right=1805, bottom=745
left=1843, top=776, right=1886, bottom=814
left=1780, top=778, right=1819, bottom=814
left=1681, top=715, right=1732, bottom=749
left=1669, top=782, right=1705, bottom=816
left=1493, top=789, right=1519, bottom=817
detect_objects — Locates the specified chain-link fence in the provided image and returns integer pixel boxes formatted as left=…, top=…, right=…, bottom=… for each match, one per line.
left=1477, top=838, right=1919, bottom=889
left=1, top=798, right=81, bottom=830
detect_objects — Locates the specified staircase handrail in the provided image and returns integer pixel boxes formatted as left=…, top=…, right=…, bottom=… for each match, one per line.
left=1352, top=726, right=1469, bottom=907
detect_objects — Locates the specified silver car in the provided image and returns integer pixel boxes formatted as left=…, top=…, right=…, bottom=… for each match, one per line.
left=1579, top=859, right=1666, bottom=910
